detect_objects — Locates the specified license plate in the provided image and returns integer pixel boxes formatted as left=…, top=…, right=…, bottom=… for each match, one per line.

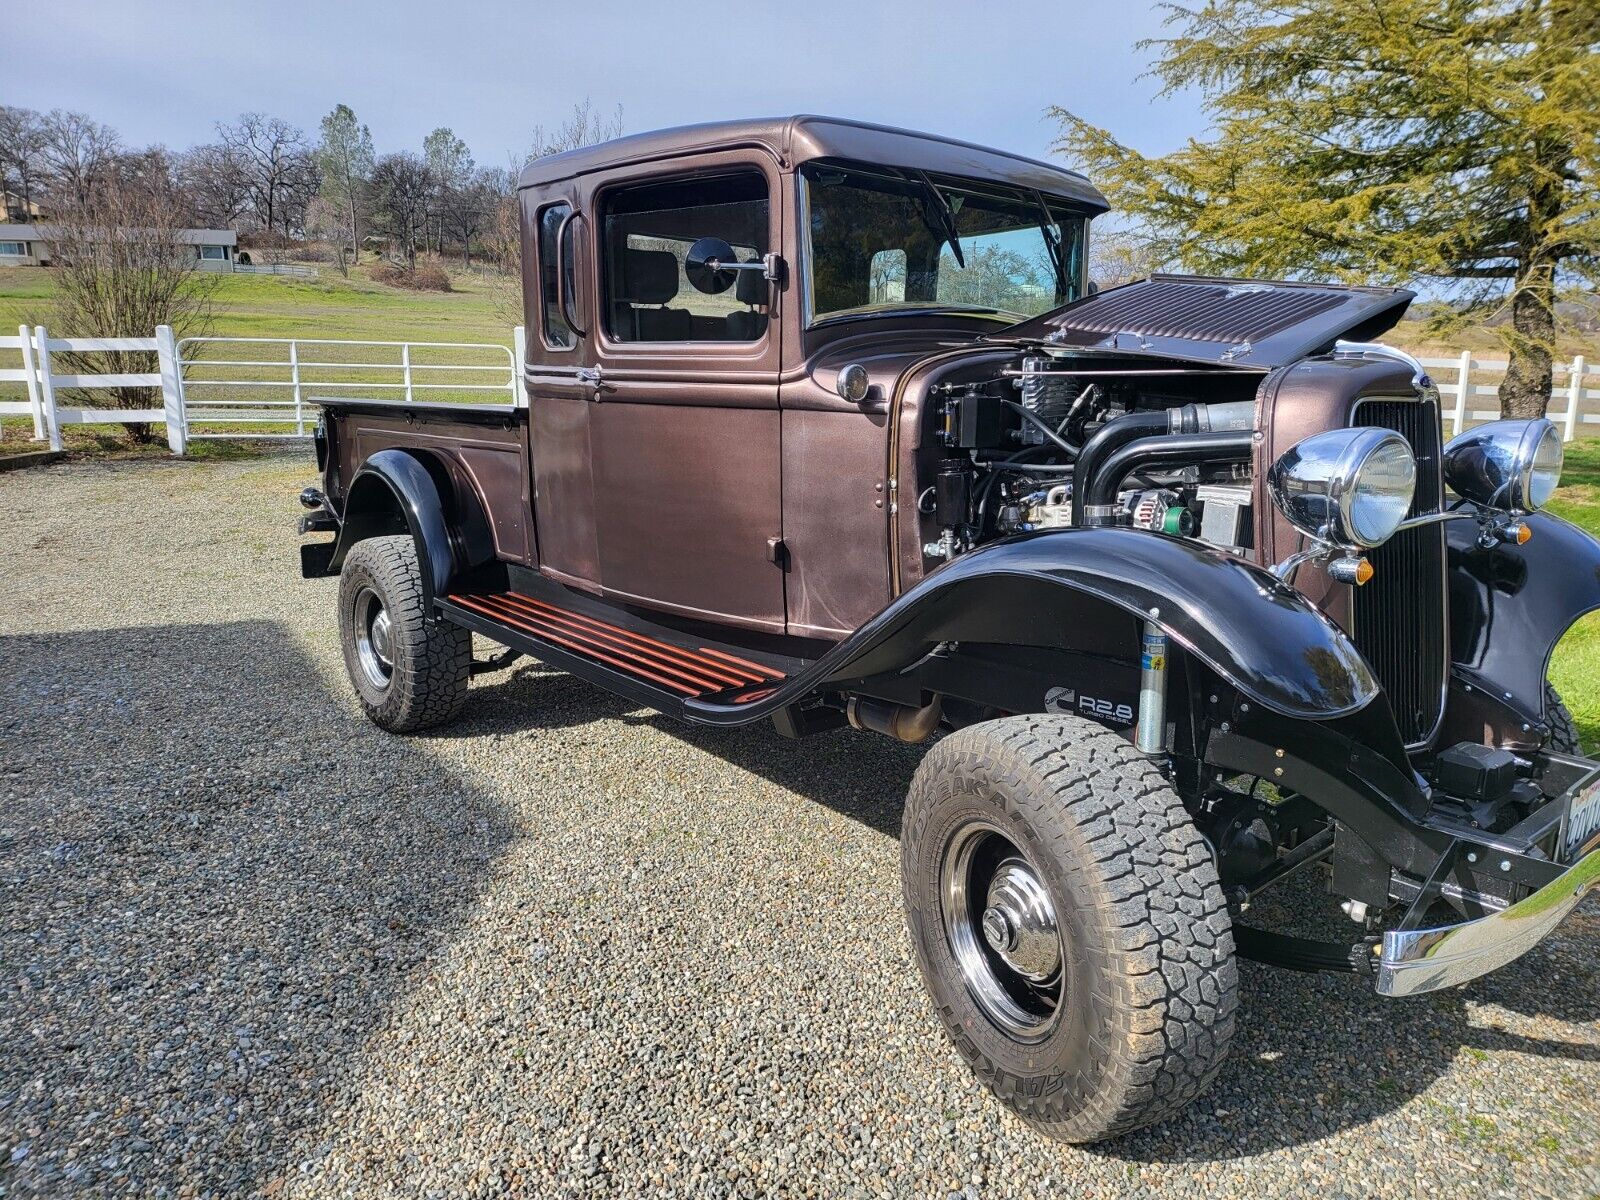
left=1565, top=775, right=1600, bottom=861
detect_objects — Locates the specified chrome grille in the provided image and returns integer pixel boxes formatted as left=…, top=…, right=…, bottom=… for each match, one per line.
left=1354, top=398, right=1448, bottom=745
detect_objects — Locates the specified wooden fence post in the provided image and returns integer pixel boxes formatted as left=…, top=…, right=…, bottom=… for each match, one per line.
left=32, top=325, right=61, bottom=452
left=512, top=325, right=528, bottom=407
left=1453, top=350, right=1472, bottom=435
left=155, top=324, right=187, bottom=455
left=19, top=323, right=44, bottom=441
left=1565, top=355, right=1585, bottom=442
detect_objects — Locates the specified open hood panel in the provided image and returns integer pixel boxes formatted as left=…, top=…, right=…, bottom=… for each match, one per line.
left=995, top=274, right=1415, bottom=369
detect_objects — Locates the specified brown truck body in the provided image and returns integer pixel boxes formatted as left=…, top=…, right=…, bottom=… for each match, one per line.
left=296, top=116, right=1600, bottom=1142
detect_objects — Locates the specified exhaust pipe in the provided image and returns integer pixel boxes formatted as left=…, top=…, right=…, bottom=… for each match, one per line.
left=846, top=695, right=943, bottom=743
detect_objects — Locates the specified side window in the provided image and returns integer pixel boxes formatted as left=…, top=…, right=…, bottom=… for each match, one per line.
left=601, top=172, right=770, bottom=343
left=538, top=203, right=575, bottom=350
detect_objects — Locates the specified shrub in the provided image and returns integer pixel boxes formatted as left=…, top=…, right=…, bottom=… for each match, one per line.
left=369, top=259, right=452, bottom=292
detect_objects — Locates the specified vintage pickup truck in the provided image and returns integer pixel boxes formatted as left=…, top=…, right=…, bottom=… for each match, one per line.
left=296, top=116, right=1600, bottom=1142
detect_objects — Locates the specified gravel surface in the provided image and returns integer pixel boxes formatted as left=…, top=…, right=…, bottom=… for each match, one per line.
left=2, top=448, right=1599, bottom=1199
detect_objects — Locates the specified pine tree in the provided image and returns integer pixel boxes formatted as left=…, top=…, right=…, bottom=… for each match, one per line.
left=1054, top=0, right=1599, bottom=416
left=314, top=105, right=375, bottom=267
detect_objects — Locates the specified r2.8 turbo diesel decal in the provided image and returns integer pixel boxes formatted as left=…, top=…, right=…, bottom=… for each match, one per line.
left=1045, top=685, right=1134, bottom=726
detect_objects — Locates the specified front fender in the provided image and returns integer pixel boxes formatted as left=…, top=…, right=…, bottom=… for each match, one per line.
left=1448, top=510, right=1600, bottom=718
left=816, top=527, right=1380, bottom=721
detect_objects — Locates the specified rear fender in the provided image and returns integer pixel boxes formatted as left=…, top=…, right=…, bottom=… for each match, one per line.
left=329, top=448, right=495, bottom=609
left=1446, top=511, right=1600, bottom=737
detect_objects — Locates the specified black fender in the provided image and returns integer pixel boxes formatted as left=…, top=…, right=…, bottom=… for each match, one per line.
left=328, top=448, right=495, bottom=609
left=686, top=527, right=1382, bottom=725
left=1448, top=510, right=1600, bottom=720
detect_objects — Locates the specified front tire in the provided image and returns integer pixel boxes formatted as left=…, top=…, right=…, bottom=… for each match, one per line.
left=338, top=535, right=470, bottom=732
left=901, top=714, right=1237, bottom=1143
left=1546, top=681, right=1580, bottom=754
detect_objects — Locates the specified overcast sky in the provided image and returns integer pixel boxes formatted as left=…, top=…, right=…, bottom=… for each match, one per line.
left=6, top=0, right=1204, bottom=173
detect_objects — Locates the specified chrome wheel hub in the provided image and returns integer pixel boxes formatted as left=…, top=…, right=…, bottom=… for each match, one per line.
left=981, top=858, right=1060, bottom=983
left=940, top=820, right=1067, bottom=1042
left=354, top=587, right=395, bottom=689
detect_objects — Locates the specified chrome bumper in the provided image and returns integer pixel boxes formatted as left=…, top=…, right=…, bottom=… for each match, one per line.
left=1376, top=845, right=1600, bottom=997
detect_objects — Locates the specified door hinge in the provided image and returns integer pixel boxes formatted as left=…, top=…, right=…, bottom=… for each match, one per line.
left=766, top=536, right=790, bottom=571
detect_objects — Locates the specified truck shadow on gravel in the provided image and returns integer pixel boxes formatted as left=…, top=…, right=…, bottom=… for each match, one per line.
left=0, top=621, right=516, bottom=1198
left=456, top=659, right=921, bottom=840
left=463, top=664, right=1600, bottom=1162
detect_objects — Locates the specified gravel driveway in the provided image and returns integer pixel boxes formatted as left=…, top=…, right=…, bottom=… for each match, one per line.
left=2, top=449, right=1598, bottom=1199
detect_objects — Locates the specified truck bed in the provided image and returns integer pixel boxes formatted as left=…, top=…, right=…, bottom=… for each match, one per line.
left=316, top=396, right=536, bottom=566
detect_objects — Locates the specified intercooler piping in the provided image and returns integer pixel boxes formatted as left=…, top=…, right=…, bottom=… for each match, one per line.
left=846, top=695, right=944, bottom=743
left=1072, top=401, right=1257, bottom=527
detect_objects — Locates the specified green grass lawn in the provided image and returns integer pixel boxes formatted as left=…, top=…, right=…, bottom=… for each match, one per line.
left=1543, top=440, right=1600, bottom=750
left=0, top=263, right=515, bottom=346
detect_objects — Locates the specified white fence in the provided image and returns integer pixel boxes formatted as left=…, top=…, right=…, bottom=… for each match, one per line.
left=177, top=335, right=521, bottom=439
left=232, top=263, right=318, bottom=278
left=0, top=325, right=526, bottom=453
left=1424, top=353, right=1595, bottom=440
left=0, top=325, right=187, bottom=453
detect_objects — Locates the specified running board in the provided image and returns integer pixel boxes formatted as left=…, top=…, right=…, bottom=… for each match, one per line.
left=437, top=588, right=797, bottom=720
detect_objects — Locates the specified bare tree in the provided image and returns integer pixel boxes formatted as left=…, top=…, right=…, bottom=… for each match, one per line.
left=46, top=179, right=217, bottom=443
left=423, top=127, right=472, bottom=255
left=37, top=109, right=121, bottom=207
left=305, top=193, right=354, bottom=275
left=446, top=166, right=505, bottom=268
left=525, top=99, right=623, bottom=164
left=369, top=152, right=433, bottom=268
left=179, top=141, right=254, bottom=228
left=1087, top=228, right=1164, bottom=292
left=217, top=112, right=313, bottom=235
left=0, top=105, right=47, bottom=220
left=487, top=101, right=624, bottom=317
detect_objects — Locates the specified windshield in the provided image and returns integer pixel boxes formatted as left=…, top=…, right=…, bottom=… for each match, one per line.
left=801, top=161, right=1087, bottom=325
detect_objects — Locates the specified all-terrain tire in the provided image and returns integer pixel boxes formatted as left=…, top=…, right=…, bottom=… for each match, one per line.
left=1546, top=681, right=1580, bottom=754
left=338, top=535, right=470, bottom=733
left=901, top=714, right=1238, bottom=1143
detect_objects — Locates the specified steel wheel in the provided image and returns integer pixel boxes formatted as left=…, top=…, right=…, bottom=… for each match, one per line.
left=352, top=586, right=395, bottom=690
left=939, top=817, right=1066, bottom=1043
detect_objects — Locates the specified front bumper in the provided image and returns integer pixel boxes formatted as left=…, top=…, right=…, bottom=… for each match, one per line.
left=1376, top=844, right=1600, bottom=996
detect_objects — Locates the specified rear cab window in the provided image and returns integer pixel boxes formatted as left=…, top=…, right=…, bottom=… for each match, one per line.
left=537, top=202, right=576, bottom=350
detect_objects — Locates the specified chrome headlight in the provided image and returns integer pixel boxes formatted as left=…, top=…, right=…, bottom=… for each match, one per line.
left=1269, top=427, right=1417, bottom=549
left=1443, top=418, right=1562, bottom=512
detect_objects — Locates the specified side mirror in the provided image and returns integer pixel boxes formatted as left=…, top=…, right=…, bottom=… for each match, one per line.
left=685, top=237, right=739, bottom=294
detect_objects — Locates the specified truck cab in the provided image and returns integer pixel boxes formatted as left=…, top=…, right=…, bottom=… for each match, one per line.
left=515, top=116, right=1103, bottom=639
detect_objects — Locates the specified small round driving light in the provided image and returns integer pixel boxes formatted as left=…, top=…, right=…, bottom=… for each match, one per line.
left=1442, top=418, right=1563, bottom=512
left=837, top=363, right=870, bottom=404
left=1268, top=427, right=1417, bottom=549
left=1327, top=555, right=1375, bottom=586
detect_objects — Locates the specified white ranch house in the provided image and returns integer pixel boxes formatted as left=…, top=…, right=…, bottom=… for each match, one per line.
left=0, top=224, right=238, bottom=271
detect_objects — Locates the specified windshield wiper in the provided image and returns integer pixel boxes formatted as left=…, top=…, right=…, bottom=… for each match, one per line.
left=913, top=170, right=965, bottom=269
left=1030, top=188, right=1066, bottom=298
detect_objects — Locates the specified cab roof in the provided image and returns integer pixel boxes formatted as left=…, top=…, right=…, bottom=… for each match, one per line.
left=516, top=115, right=1110, bottom=213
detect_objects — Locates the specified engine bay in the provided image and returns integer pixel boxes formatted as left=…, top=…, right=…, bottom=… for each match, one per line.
left=919, top=352, right=1266, bottom=563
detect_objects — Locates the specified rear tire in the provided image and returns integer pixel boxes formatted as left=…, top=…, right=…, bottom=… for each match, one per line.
left=1546, top=681, right=1580, bottom=753
left=338, top=535, right=470, bottom=732
left=901, top=714, right=1237, bottom=1143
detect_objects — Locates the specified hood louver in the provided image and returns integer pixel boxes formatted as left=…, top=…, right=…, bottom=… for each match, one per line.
left=996, top=275, right=1415, bottom=369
